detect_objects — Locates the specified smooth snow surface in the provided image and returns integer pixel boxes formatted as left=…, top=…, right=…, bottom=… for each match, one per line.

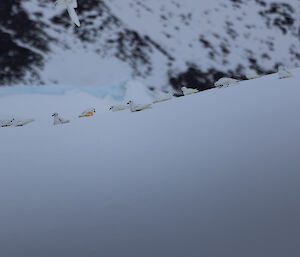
left=0, top=70, right=300, bottom=257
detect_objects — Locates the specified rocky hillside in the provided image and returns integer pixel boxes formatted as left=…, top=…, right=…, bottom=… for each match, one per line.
left=0, top=0, right=299, bottom=91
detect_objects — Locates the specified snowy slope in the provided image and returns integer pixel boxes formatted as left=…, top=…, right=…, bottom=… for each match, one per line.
left=1, top=0, right=299, bottom=91
left=0, top=69, right=300, bottom=257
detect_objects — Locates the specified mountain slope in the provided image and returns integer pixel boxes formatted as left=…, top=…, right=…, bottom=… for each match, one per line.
left=0, top=0, right=299, bottom=91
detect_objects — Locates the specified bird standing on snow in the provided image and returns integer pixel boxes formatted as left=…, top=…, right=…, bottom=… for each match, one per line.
left=127, top=100, right=152, bottom=112
left=52, top=113, right=70, bottom=125
left=214, top=77, right=239, bottom=88
left=55, top=0, right=80, bottom=27
left=109, top=104, right=130, bottom=112
left=0, top=119, right=15, bottom=127
left=181, top=87, right=199, bottom=96
left=13, top=119, right=34, bottom=127
left=278, top=66, right=292, bottom=79
left=153, top=92, right=173, bottom=104
left=78, top=108, right=96, bottom=118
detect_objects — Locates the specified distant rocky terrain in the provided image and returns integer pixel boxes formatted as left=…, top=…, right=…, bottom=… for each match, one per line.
left=0, top=0, right=299, bottom=91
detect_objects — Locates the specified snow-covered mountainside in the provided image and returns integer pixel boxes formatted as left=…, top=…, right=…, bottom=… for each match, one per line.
left=0, top=0, right=299, bottom=91
left=1, top=68, right=300, bottom=257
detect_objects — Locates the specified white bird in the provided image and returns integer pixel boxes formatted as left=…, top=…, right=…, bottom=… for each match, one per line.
left=55, top=0, right=80, bottom=27
left=79, top=108, right=96, bottom=118
left=214, top=77, right=239, bottom=88
left=109, top=104, right=130, bottom=112
left=52, top=113, right=70, bottom=125
left=153, top=92, right=173, bottom=104
left=0, top=118, right=15, bottom=127
left=245, top=69, right=259, bottom=80
left=181, top=87, right=199, bottom=96
left=127, top=100, right=152, bottom=112
left=278, top=66, right=292, bottom=79
left=13, top=119, right=34, bottom=127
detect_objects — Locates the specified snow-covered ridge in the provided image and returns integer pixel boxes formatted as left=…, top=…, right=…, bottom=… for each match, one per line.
left=0, top=0, right=299, bottom=92
left=1, top=68, right=300, bottom=257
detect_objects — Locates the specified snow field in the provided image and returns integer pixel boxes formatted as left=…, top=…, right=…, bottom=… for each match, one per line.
left=0, top=69, right=299, bottom=257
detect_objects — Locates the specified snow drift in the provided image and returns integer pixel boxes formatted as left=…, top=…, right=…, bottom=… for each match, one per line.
left=0, top=68, right=300, bottom=257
